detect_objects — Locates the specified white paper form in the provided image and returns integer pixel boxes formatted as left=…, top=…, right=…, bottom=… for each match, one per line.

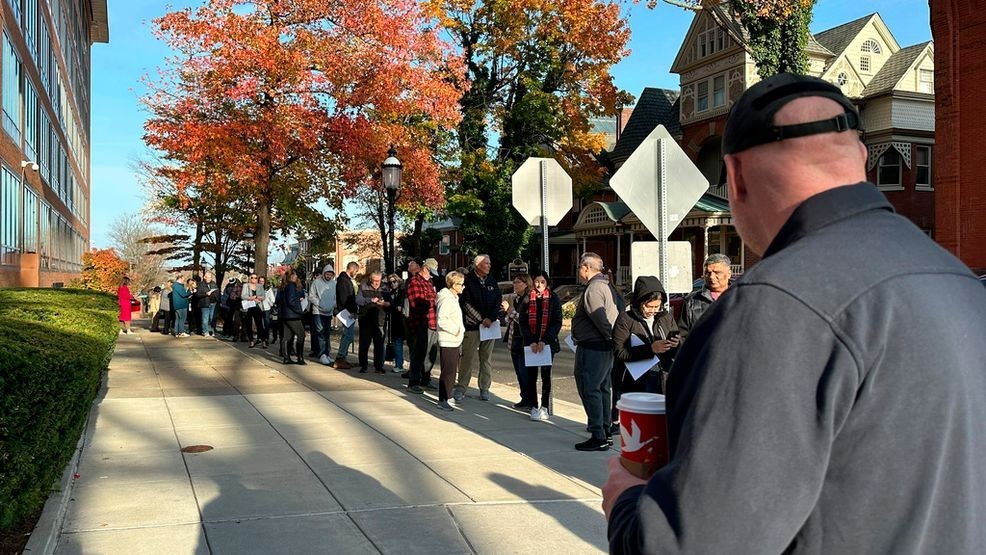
left=625, top=334, right=660, bottom=380
left=523, top=346, right=552, bottom=367
left=479, top=320, right=502, bottom=341
left=336, top=309, right=356, bottom=328
left=564, top=334, right=577, bottom=352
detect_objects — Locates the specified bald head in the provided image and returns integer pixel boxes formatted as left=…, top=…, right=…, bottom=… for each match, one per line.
left=724, top=96, right=868, bottom=255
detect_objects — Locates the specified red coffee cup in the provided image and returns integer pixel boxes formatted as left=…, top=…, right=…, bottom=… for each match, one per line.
left=616, top=392, right=669, bottom=479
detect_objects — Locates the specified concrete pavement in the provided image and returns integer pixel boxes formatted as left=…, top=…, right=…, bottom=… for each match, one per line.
left=30, top=327, right=615, bottom=554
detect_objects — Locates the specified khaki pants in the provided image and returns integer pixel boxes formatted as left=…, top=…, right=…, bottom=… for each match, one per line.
left=455, top=330, right=494, bottom=395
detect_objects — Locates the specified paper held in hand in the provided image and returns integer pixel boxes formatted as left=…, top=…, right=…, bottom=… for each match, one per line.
left=626, top=334, right=660, bottom=380
left=479, top=320, right=502, bottom=341
left=523, top=345, right=552, bottom=367
left=241, top=300, right=257, bottom=310
left=564, top=334, right=576, bottom=352
left=300, top=297, right=309, bottom=312
left=336, top=309, right=356, bottom=328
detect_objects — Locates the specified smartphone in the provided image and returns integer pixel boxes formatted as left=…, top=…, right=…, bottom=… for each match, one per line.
left=667, top=330, right=680, bottom=340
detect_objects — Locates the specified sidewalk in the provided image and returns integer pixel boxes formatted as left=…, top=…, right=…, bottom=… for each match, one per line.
left=33, top=328, right=614, bottom=554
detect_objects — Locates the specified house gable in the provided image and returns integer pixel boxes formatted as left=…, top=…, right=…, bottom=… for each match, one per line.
left=670, top=6, right=747, bottom=75
left=818, top=13, right=902, bottom=89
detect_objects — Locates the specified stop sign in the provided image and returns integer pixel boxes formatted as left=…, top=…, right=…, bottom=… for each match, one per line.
left=511, top=158, right=572, bottom=226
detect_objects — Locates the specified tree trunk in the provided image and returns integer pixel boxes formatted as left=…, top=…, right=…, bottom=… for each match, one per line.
left=192, top=219, right=203, bottom=276
left=212, top=228, right=225, bottom=286
left=255, top=197, right=271, bottom=277
left=413, top=214, right=425, bottom=257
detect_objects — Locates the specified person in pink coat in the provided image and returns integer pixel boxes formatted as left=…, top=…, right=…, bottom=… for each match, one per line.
left=117, top=277, right=134, bottom=334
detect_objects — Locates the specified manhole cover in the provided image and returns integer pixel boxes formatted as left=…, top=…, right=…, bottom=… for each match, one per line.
left=181, top=445, right=214, bottom=453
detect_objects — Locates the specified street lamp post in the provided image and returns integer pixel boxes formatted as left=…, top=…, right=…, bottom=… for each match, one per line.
left=381, top=146, right=403, bottom=275
left=243, top=230, right=255, bottom=273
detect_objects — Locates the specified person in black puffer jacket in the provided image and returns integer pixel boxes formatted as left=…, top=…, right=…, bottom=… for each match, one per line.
left=277, top=268, right=308, bottom=365
left=611, top=275, right=680, bottom=425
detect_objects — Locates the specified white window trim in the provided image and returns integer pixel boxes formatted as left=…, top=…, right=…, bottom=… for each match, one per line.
left=694, top=73, right=727, bottom=114
left=876, top=149, right=904, bottom=191
left=915, top=145, right=933, bottom=191
left=860, top=55, right=871, bottom=74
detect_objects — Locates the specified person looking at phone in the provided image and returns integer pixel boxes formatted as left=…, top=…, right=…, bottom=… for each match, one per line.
left=611, top=276, right=679, bottom=426
left=676, top=253, right=732, bottom=342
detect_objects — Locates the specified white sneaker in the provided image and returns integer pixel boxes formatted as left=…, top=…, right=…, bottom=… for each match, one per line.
left=392, top=367, right=404, bottom=373
left=538, top=407, right=549, bottom=421
left=530, top=407, right=540, bottom=421
left=319, top=354, right=331, bottom=365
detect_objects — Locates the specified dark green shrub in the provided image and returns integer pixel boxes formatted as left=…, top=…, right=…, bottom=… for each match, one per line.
left=0, top=288, right=119, bottom=529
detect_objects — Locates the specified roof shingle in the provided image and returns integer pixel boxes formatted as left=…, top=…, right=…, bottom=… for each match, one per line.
left=862, top=42, right=932, bottom=98
left=608, top=88, right=680, bottom=166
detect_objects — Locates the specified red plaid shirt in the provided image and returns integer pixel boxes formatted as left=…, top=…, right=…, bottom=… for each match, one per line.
left=406, top=273, right=437, bottom=331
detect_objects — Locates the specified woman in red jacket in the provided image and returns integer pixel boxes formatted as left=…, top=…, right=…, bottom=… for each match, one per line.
left=117, top=277, right=135, bottom=335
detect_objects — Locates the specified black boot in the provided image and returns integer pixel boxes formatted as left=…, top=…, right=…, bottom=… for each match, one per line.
left=282, top=356, right=292, bottom=365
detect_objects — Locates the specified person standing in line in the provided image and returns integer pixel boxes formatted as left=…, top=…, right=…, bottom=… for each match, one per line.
left=435, top=271, right=466, bottom=411
left=241, top=274, right=267, bottom=348
left=334, top=261, right=360, bottom=369
left=171, top=275, right=192, bottom=337
left=161, top=280, right=174, bottom=335
left=195, top=272, right=218, bottom=337
left=405, top=257, right=438, bottom=394
left=503, top=273, right=533, bottom=408
left=519, top=271, right=562, bottom=422
left=455, top=254, right=503, bottom=402
left=387, top=274, right=407, bottom=374
left=612, top=275, right=679, bottom=426
left=220, top=278, right=238, bottom=339
left=149, top=285, right=163, bottom=333
left=309, top=264, right=336, bottom=365
left=570, top=252, right=619, bottom=451
left=677, top=253, right=732, bottom=342
left=355, top=271, right=391, bottom=374
left=604, top=73, right=986, bottom=553
left=117, top=277, right=135, bottom=335
left=259, top=275, right=275, bottom=347
left=276, top=268, right=307, bottom=365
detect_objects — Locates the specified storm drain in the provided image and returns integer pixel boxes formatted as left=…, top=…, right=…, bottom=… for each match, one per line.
left=181, top=445, right=214, bottom=453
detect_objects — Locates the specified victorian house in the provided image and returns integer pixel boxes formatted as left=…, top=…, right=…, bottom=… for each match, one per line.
left=671, top=7, right=935, bottom=267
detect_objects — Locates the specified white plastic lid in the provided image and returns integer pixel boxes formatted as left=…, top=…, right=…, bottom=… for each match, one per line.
left=616, top=392, right=665, bottom=414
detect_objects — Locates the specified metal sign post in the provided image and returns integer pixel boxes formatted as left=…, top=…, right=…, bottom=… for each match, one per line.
left=656, top=139, right=669, bottom=291
left=540, top=160, right=550, bottom=273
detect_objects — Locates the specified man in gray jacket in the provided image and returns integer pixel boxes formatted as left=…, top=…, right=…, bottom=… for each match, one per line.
left=604, top=73, right=986, bottom=554
left=571, top=252, right=620, bottom=451
left=309, top=264, right=336, bottom=365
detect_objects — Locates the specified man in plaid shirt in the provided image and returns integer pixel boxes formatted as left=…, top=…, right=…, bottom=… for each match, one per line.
left=406, top=258, right=437, bottom=393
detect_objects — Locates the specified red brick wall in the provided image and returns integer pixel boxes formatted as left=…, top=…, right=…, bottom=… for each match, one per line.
left=866, top=144, right=936, bottom=234
left=932, top=0, right=986, bottom=274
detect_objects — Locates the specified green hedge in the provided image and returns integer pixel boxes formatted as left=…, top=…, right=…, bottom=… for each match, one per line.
left=0, top=288, right=119, bottom=529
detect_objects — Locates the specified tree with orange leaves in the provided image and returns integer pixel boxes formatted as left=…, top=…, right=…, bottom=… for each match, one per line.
left=143, top=0, right=464, bottom=275
left=74, top=248, right=130, bottom=294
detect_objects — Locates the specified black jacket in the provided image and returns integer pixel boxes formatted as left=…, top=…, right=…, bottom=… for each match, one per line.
left=516, top=290, right=563, bottom=354
left=613, top=276, right=678, bottom=374
left=336, top=272, right=358, bottom=314
left=460, top=271, right=502, bottom=331
left=609, top=183, right=986, bottom=554
left=676, top=288, right=717, bottom=340
left=276, top=283, right=306, bottom=321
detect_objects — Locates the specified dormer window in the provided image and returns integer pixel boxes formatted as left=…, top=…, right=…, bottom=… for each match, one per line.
left=695, top=18, right=731, bottom=60
left=837, top=72, right=848, bottom=87
left=860, top=39, right=882, bottom=54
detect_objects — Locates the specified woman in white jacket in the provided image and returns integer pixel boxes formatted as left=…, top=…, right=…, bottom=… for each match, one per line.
left=436, top=271, right=466, bottom=411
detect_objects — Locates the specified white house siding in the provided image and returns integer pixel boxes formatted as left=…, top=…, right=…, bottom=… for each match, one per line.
left=892, top=98, right=935, bottom=132
left=862, top=96, right=894, bottom=133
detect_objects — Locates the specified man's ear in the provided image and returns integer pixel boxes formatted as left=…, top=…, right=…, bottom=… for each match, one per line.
left=725, top=154, right=746, bottom=203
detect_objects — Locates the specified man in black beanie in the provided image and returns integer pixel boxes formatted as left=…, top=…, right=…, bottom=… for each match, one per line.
left=604, top=73, right=986, bottom=554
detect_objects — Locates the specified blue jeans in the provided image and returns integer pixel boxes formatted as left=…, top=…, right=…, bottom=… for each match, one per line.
left=393, top=337, right=405, bottom=370
left=574, top=346, right=613, bottom=440
left=510, top=349, right=530, bottom=405
left=201, top=304, right=216, bottom=334
left=337, top=320, right=356, bottom=360
left=174, top=308, right=188, bottom=335
left=316, top=314, right=334, bottom=357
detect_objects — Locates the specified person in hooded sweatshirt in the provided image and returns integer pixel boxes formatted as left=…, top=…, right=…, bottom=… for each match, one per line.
left=611, top=276, right=680, bottom=418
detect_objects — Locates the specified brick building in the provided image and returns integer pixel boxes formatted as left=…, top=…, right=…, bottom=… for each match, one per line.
left=0, top=0, right=107, bottom=287
left=931, top=0, right=986, bottom=274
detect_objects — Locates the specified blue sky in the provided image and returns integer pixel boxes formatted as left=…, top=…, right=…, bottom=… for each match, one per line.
left=88, top=0, right=932, bottom=248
